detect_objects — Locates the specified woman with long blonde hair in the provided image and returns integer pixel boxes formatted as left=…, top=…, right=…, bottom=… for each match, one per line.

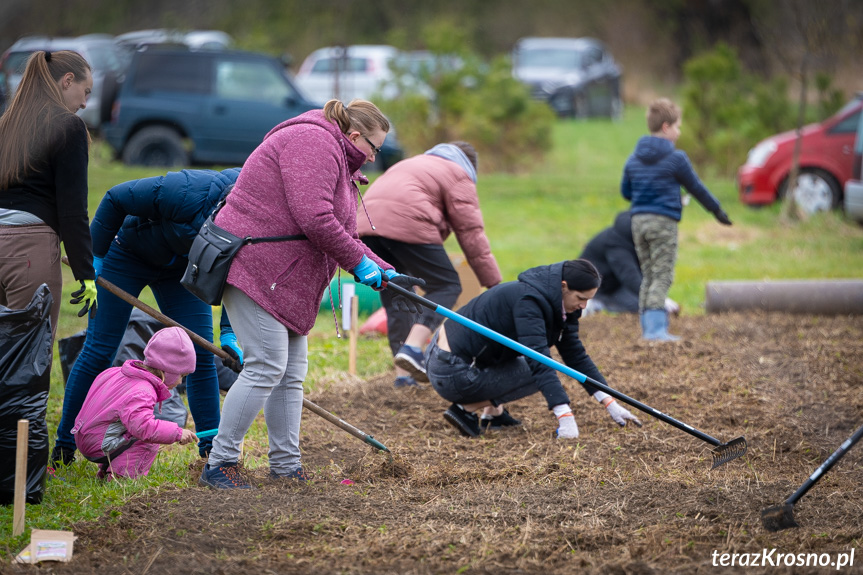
left=0, top=50, right=97, bottom=339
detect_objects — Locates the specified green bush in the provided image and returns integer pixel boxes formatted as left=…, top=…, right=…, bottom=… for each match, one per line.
left=678, top=43, right=846, bottom=177
left=379, top=27, right=555, bottom=172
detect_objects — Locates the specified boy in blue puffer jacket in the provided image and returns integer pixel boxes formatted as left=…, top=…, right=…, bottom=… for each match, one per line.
left=53, top=168, right=243, bottom=466
left=621, top=98, right=733, bottom=341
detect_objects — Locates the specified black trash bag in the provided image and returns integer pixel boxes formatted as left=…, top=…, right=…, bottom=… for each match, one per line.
left=57, top=331, right=85, bottom=385
left=0, top=284, right=53, bottom=505
left=214, top=355, right=238, bottom=392
left=176, top=356, right=238, bottom=394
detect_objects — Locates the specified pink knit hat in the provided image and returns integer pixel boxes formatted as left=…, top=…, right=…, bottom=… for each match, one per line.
left=143, top=327, right=197, bottom=388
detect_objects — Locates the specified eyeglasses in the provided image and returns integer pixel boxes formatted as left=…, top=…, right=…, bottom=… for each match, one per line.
left=363, top=135, right=383, bottom=156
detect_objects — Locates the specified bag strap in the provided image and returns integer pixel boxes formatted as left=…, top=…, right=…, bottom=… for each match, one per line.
left=209, top=190, right=308, bottom=245
left=244, top=234, right=307, bottom=244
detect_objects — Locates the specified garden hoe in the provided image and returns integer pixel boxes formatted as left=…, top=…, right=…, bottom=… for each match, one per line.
left=761, top=421, right=863, bottom=532
left=386, top=281, right=747, bottom=469
left=61, top=257, right=390, bottom=454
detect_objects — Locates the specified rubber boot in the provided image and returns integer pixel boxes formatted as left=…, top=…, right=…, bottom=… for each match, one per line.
left=660, top=309, right=681, bottom=341
left=642, top=309, right=679, bottom=341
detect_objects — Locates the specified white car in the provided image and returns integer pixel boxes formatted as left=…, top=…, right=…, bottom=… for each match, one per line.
left=844, top=105, right=863, bottom=224
left=294, top=45, right=399, bottom=104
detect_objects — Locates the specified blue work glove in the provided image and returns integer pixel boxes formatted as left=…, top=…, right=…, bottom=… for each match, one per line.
left=383, top=270, right=427, bottom=314
left=70, top=279, right=98, bottom=318
left=92, top=256, right=103, bottom=279
left=351, top=254, right=385, bottom=290
left=220, top=332, right=244, bottom=372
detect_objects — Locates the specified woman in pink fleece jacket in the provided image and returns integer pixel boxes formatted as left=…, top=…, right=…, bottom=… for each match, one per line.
left=200, top=99, right=422, bottom=490
left=358, top=142, right=502, bottom=388
left=71, top=327, right=198, bottom=480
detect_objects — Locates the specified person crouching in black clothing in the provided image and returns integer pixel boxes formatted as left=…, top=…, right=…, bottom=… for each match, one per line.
left=426, top=259, right=642, bottom=438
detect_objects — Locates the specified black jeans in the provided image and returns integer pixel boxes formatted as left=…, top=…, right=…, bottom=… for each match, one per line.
left=361, top=237, right=461, bottom=355
left=426, top=334, right=537, bottom=406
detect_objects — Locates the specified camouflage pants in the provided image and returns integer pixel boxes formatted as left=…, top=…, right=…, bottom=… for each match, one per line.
left=631, top=213, right=678, bottom=311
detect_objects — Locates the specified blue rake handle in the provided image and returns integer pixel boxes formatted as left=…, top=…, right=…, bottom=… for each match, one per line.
left=386, top=281, right=746, bottom=469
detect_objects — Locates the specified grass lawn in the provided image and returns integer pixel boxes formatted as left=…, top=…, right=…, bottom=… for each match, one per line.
left=1, top=105, right=861, bottom=558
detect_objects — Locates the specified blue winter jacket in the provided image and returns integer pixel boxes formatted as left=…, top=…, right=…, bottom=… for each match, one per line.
left=621, top=136, right=721, bottom=221
left=90, top=168, right=241, bottom=270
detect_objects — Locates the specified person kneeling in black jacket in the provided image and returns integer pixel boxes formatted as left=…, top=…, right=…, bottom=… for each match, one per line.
left=426, top=259, right=642, bottom=438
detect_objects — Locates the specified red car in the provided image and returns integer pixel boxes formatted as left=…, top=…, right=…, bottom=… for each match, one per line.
left=738, top=94, right=862, bottom=213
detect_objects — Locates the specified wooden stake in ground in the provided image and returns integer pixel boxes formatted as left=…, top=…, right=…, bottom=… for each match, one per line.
left=348, top=295, right=359, bottom=375
left=13, top=419, right=29, bottom=536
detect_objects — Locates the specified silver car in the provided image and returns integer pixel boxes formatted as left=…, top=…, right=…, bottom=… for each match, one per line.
left=294, top=45, right=399, bottom=105
left=0, top=34, right=126, bottom=131
left=512, top=37, right=623, bottom=119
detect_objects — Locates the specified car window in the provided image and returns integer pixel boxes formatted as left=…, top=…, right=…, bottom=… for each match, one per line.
left=584, top=48, right=603, bottom=66
left=829, top=109, right=861, bottom=135
left=310, top=57, right=369, bottom=73
left=133, top=53, right=211, bottom=94
left=82, top=44, right=124, bottom=74
left=215, top=60, right=297, bottom=105
left=517, top=48, right=582, bottom=70
left=3, top=52, right=32, bottom=75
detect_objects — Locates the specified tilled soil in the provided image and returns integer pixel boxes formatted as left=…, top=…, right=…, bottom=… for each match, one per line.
left=6, top=312, right=862, bottom=574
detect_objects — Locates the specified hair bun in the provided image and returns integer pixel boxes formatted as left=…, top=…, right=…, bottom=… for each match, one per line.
left=44, top=51, right=52, bottom=62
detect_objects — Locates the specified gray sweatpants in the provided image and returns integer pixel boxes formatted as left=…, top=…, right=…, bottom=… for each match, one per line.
left=631, top=213, right=678, bottom=312
left=208, top=285, right=308, bottom=474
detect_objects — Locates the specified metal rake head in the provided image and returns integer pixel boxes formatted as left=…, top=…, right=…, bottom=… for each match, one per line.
left=710, top=436, right=748, bottom=469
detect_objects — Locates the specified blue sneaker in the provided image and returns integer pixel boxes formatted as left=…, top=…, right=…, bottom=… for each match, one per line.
left=394, top=345, right=428, bottom=382
left=269, top=467, right=312, bottom=482
left=199, top=463, right=252, bottom=489
left=394, top=375, right=419, bottom=388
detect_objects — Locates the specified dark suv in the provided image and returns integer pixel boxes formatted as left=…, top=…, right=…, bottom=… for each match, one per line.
left=104, top=47, right=304, bottom=166
left=105, top=46, right=403, bottom=169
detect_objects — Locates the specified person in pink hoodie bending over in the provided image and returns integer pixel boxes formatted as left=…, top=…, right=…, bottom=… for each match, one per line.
left=358, top=141, right=502, bottom=389
left=199, top=99, right=423, bottom=490
left=71, top=327, right=198, bottom=480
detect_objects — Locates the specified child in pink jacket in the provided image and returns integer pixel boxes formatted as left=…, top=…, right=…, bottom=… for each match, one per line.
left=71, top=327, right=199, bottom=479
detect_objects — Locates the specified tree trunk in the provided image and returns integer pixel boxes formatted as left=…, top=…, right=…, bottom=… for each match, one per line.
left=780, top=51, right=809, bottom=222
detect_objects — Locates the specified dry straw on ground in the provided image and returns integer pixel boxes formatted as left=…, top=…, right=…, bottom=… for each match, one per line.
left=7, top=313, right=862, bottom=574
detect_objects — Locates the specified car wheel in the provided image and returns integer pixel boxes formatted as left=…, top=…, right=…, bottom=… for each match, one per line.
left=782, top=169, right=840, bottom=214
left=122, top=126, right=188, bottom=167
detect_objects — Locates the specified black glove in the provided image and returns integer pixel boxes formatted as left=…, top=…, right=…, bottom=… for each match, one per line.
left=385, top=273, right=426, bottom=314
left=714, top=209, right=733, bottom=226
left=221, top=345, right=244, bottom=373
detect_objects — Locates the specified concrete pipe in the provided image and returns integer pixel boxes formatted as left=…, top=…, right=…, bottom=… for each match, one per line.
left=705, top=280, right=863, bottom=315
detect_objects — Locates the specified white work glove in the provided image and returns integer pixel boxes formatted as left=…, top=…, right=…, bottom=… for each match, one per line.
left=665, top=297, right=681, bottom=316
left=594, top=391, right=642, bottom=427
left=552, top=404, right=579, bottom=438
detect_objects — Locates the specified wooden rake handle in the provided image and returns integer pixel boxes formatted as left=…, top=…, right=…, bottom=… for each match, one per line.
left=61, top=256, right=390, bottom=453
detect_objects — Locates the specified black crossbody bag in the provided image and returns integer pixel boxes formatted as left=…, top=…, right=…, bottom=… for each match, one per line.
left=181, top=201, right=306, bottom=305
